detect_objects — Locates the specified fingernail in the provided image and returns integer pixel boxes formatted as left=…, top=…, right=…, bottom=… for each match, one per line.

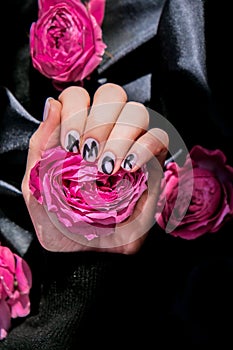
left=99, top=151, right=116, bottom=175
left=121, top=153, right=137, bottom=171
left=43, top=97, right=53, bottom=121
left=65, top=130, right=80, bottom=153
left=82, top=138, right=99, bottom=162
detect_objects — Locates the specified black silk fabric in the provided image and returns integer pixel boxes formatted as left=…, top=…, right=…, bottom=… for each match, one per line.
left=0, top=0, right=233, bottom=347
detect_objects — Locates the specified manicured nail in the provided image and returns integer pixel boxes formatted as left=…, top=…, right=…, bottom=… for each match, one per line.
left=99, top=151, right=116, bottom=175
left=65, top=130, right=80, bottom=153
left=82, top=138, right=99, bottom=162
left=43, top=97, right=53, bottom=121
left=121, top=153, right=137, bottom=171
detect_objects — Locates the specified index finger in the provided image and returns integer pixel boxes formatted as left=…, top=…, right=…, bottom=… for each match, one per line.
left=58, top=86, right=90, bottom=152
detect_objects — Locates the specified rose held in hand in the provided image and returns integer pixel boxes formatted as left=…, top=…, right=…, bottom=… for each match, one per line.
left=29, top=146, right=148, bottom=241
left=30, top=0, right=106, bottom=88
left=0, top=246, right=32, bottom=340
left=156, top=145, right=233, bottom=239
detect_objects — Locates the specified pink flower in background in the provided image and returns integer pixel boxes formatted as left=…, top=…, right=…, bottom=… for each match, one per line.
left=29, top=146, right=148, bottom=240
left=0, top=246, right=32, bottom=340
left=30, top=0, right=106, bottom=89
left=156, top=145, right=233, bottom=239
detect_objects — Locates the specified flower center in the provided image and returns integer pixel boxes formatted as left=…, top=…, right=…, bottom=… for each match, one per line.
left=191, top=176, right=221, bottom=214
left=48, top=11, right=72, bottom=49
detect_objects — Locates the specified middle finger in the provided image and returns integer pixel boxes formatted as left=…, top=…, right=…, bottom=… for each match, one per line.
left=80, top=83, right=127, bottom=162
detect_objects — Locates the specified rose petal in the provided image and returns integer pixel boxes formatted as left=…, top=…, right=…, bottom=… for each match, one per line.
left=88, top=0, right=106, bottom=26
left=9, top=294, right=31, bottom=319
left=14, top=254, right=32, bottom=294
left=0, top=300, right=11, bottom=340
left=0, top=246, right=15, bottom=274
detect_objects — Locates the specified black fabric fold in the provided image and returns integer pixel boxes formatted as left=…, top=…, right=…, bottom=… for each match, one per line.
left=0, top=86, right=38, bottom=255
left=98, top=0, right=167, bottom=74
left=0, top=86, right=39, bottom=154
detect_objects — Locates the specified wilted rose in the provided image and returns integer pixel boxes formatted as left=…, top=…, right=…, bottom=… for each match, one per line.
left=29, top=146, right=148, bottom=241
left=156, top=145, right=233, bottom=239
left=0, top=246, right=32, bottom=340
left=30, top=0, right=106, bottom=88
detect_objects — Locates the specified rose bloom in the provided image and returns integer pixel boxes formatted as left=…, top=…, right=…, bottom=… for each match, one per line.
left=0, top=246, right=32, bottom=340
left=30, top=0, right=106, bottom=87
left=29, top=146, right=148, bottom=241
left=155, top=145, right=233, bottom=239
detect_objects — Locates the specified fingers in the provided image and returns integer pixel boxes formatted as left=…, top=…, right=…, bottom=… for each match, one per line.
left=58, top=83, right=168, bottom=175
left=26, top=84, right=168, bottom=178
left=58, top=86, right=90, bottom=153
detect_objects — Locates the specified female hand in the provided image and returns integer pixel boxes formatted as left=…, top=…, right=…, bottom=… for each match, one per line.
left=22, top=83, right=168, bottom=254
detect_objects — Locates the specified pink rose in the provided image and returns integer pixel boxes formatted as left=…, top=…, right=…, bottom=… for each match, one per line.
left=156, top=145, right=233, bottom=239
left=0, top=245, right=32, bottom=340
left=30, top=0, right=106, bottom=88
left=29, top=146, right=148, bottom=241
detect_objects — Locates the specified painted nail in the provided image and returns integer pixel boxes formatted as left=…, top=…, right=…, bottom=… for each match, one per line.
left=43, top=97, right=53, bottom=121
left=82, top=138, right=99, bottom=162
left=65, top=130, right=80, bottom=153
left=121, top=153, right=137, bottom=171
left=100, top=151, right=116, bottom=175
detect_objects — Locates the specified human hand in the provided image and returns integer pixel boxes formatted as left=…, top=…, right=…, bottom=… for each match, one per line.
left=22, top=84, right=168, bottom=254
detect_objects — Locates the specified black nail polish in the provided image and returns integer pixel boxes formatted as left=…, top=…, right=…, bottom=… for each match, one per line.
left=122, top=154, right=136, bottom=171
left=82, top=138, right=99, bottom=162
left=101, top=152, right=115, bottom=175
left=65, top=131, right=80, bottom=153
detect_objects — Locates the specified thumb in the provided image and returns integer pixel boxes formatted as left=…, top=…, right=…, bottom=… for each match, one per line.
left=25, top=98, right=62, bottom=177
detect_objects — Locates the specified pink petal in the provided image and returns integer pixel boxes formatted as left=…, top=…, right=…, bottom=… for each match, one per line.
left=0, top=246, right=15, bottom=274
left=10, top=295, right=31, bottom=319
left=0, top=300, right=11, bottom=340
left=14, top=254, right=32, bottom=294
left=38, top=0, right=75, bottom=15
left=0, top=269, right=14, bottom=299
left=88, top=0, right=106, bottom=26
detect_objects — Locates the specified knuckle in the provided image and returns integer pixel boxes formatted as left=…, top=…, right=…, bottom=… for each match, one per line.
left=58, top=86, right=90, bottom=103
left=28, top=128, right=44, bottom=154
left=49, top=99, right=61, bottom=114
left=126, top=101, right=148, bottom=113
left=29, top=131, right=38, bottom=151
left=149, top=128, right=169, bottom=149
left=124, top=102, right=149, bottom=128
left=94, top=83, right=127, bottom=102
